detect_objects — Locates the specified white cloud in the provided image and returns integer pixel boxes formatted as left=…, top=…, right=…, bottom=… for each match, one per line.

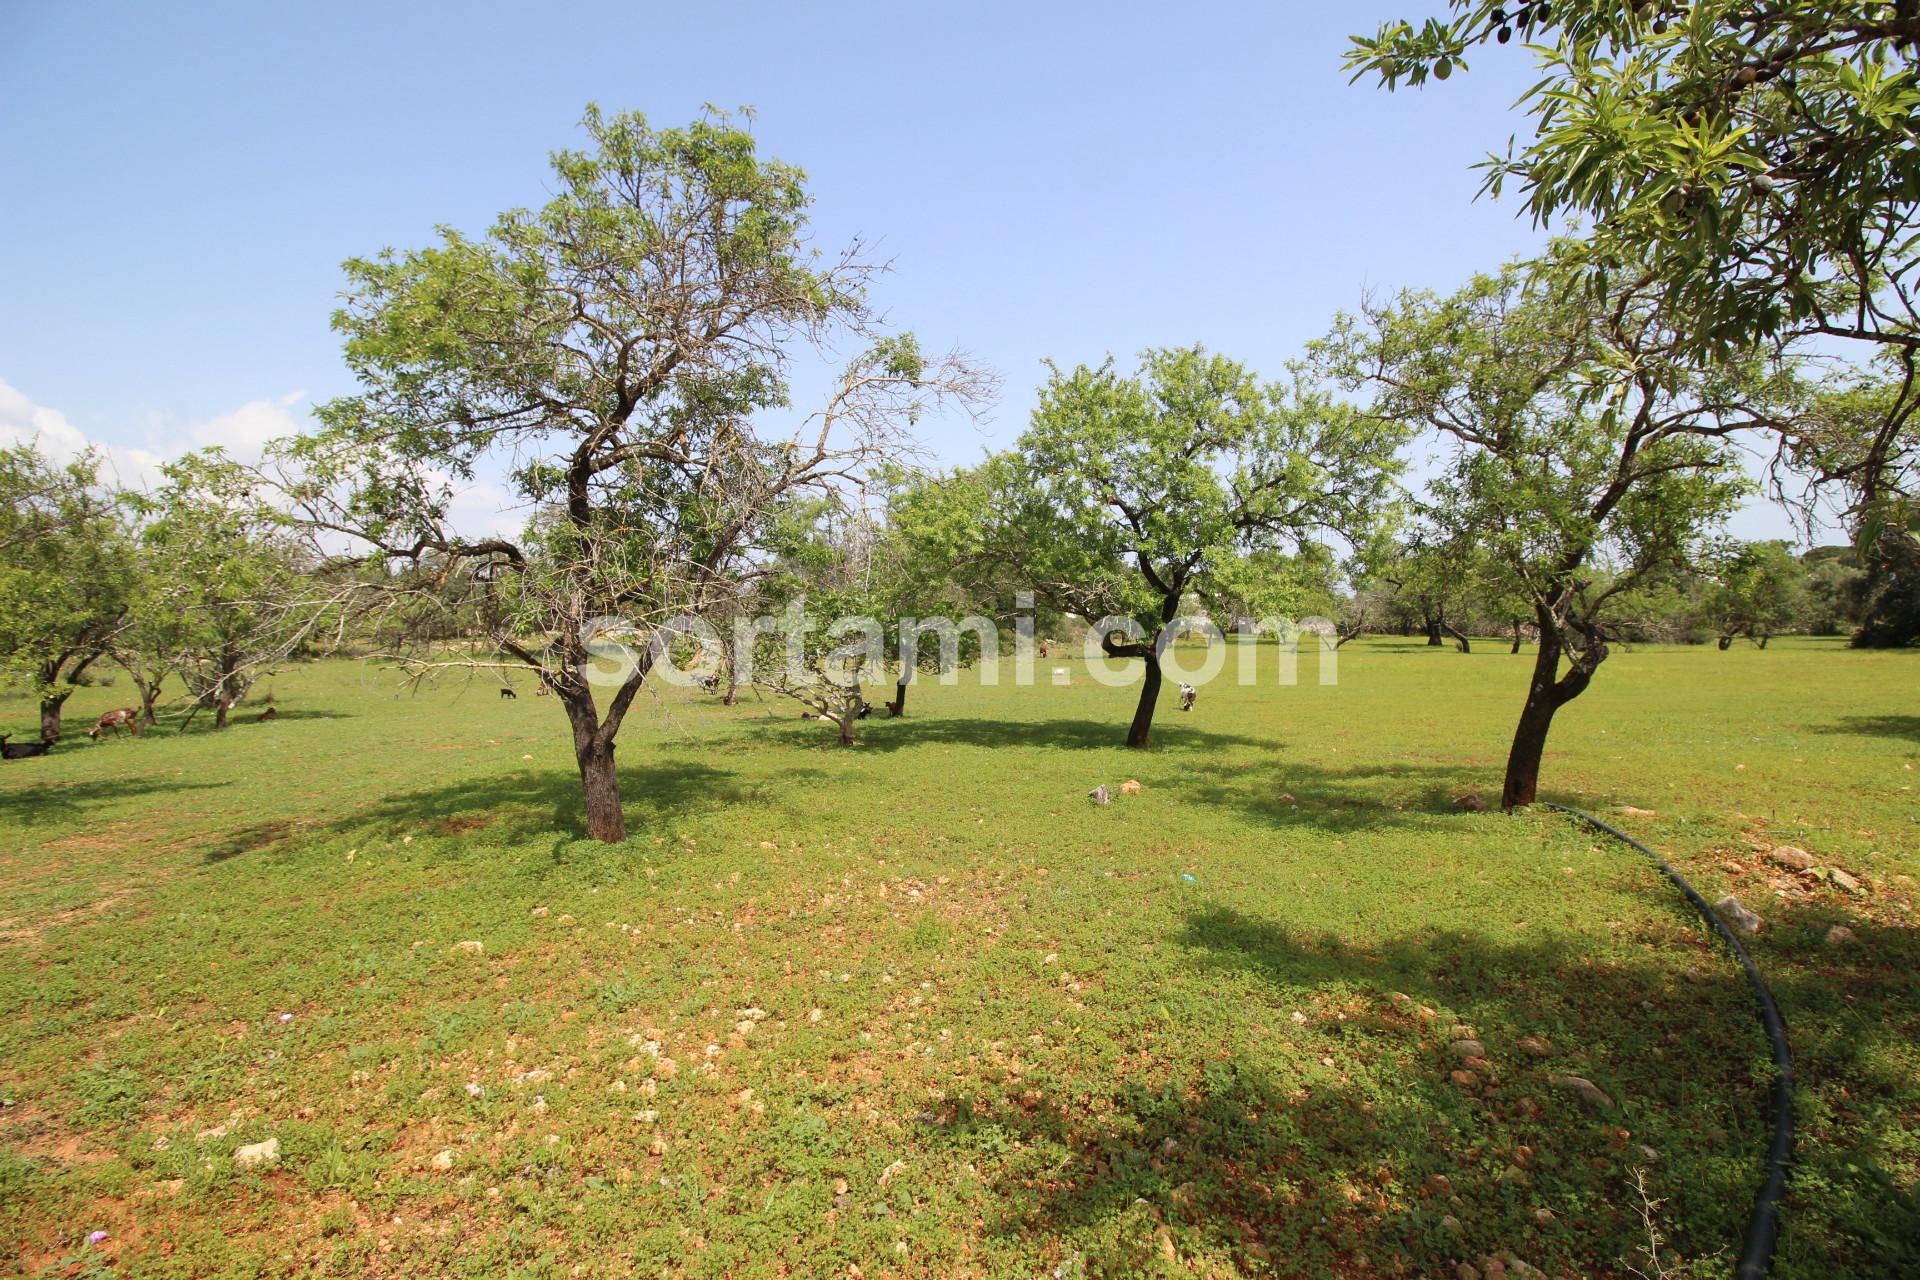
left=0, top=377, right=307, bottom=495
left=188, top=390, right=308, bottom=455
left=5, top=378, right=528, bottom=539
left=0, top=377, right=171, bottom=491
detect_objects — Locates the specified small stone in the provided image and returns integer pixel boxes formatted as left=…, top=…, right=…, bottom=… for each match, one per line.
left=1551, top=1075, right=1616, bottom=1112
left=431, top=1149, right=454, bottom=1170
left=451, top=940, right=485, bottom=956
left=1533, top=1207, right=1554, bottom=1223
left=1120, top=779, right=1142, bottom=795
left=1448, top=1039, right=1485, bottom=1060
left=530, top=906, right=550, bottom=918
left=1276, top=792, right=1296, bottom=805
left=465, top=1082, right=484, bottom=1098
left=1713, top=895, right=1761, bottom=936
left=1088, top=785, right=1110, bottom=806
left=1451, top=1069, right=1480, bottom=1088
left=1825, top=925, right=1856, bottom=946
left=879, top=1158, right=907, bottom=1186
left=234, top=1138, right=280, bottom=1168
left=1517, top=1035, right=1553, bottom=1058
left=1637, top=1144, right=1660, bottom=1163
left=1290, top=1010, right=1308, bottom=1025
left=1830, top=868, right=1863, bottom=894
left=648, top=1136, right=667, bottom=1156
left=1453, top=794, right=1489, bottom=812
left=1619, top=806, right=1656, bottom=817
left=1769, top=846, right=1814, bottom=871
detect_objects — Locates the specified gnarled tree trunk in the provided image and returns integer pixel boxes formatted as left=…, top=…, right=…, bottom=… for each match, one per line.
left=1509, top=619, right=1523, bottom=654
left=1500, top=605, right=1601, bottom=809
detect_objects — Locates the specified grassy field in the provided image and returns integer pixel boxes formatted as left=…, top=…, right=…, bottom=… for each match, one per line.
left=1, top=637, right=1916, bottom=1279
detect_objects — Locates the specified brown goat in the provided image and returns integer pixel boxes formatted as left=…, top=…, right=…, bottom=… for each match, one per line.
left=87, top=708, right=143, bottom=740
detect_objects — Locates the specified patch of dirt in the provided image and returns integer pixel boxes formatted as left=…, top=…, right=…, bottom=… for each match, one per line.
left=0, top=886, right=141, bottom=945
left=441, top=815, right=492, bottom=835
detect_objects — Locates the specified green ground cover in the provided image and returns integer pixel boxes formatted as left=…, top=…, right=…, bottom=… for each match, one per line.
left=0, top=637, right=1914, bottom=1278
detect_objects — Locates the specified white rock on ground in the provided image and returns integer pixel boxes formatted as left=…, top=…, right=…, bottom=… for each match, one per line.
left=1713, top=895, right=1761, bottom=936
left=234, top=1138, right=280, bottom=1168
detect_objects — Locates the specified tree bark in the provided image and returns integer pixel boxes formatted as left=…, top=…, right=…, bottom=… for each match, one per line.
left=1510, top=619, right=1523, bottom=655
left=559, top=683, right=626, bottom=842
left=577, top=737, right=625, bottom=842
left=1442, top=621, right=1473, bottom=654
left=1717, top=634, right=1733, bottom=650
left=1126, top=653, right=1162, bottom=749
left=1500, top=606, right=1599, bottom=809
left=39, top=689, right=70, bottom=744
left=887, top=673, right=908, bottom=716
left=1425, top=613, right=1444, bottom=647
left=214, top=699, right=231, bottom=730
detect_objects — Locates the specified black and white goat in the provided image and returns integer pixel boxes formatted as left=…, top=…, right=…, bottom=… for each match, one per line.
left=1178, top=682, right=1197, bottom=712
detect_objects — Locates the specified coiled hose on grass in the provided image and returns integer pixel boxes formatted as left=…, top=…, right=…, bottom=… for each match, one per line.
left=1541, top=803, right=1793, bottom=1280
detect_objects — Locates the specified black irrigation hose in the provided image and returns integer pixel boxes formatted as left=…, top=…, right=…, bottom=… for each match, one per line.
left=1542, top=803, right=1794, bottom=1280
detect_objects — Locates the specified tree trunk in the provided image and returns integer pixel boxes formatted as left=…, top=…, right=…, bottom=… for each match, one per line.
left=577, top=739, right=625, bottom=842
left=1126, top=654, right=1162, bottom=749
left=1510, top=620, right=1523, bottom=655
left=557, top=680, right=628, bottom=843
left=722, top=635, right=741, bottom=706
left=1442, top=621, right=1472, bottom=654
left=214, top=699, right=231, bottom=730
left=39, top=690, right=70, bottom=743
left=1717, top=634, right=1732, bottom=650
left=1500, top=610, right=1601, bottom=809
left=887, top=674, right=908, bottom=717
left=1757, top=633, right=1770, bottom=650
left=1425, top=613, right=1443, bottom=647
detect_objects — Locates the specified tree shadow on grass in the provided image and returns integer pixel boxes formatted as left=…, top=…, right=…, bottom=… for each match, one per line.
left=0, top=775, right=231, bottom=824
left=1179, top=758, right=1501, bottom=835
left=311, top=760, right=756, bottom=851
left=928, top=907, right=1814, bottom=1276
left=1814, top=715, right=1920, bottom=743
left=837, top=715, right=1273, bottom=755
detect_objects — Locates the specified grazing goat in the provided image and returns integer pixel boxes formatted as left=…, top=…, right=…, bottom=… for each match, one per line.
left=697, top=674, right=720, bottom=693
left=0, top=734, right=51, bottom=760
left=258, top=706, right=279, bottom=722
left=87, top=708, right=143, bottom=740
left=499, top=687, right=517, bottom=700
left=1178, top=682, right=1197, bottom=712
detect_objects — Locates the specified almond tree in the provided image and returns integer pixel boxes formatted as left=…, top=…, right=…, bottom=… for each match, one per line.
left=898, top=347, right=1404, bottom=748
left=283, top=107, right=986, bottom=841
left=0, top=445, right=132, bottom=742
left=1322, top=255, right=1790, bottom=807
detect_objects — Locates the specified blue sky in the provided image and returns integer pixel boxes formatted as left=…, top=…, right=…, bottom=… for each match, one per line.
left=0, top=0, right=1809, bottom=540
